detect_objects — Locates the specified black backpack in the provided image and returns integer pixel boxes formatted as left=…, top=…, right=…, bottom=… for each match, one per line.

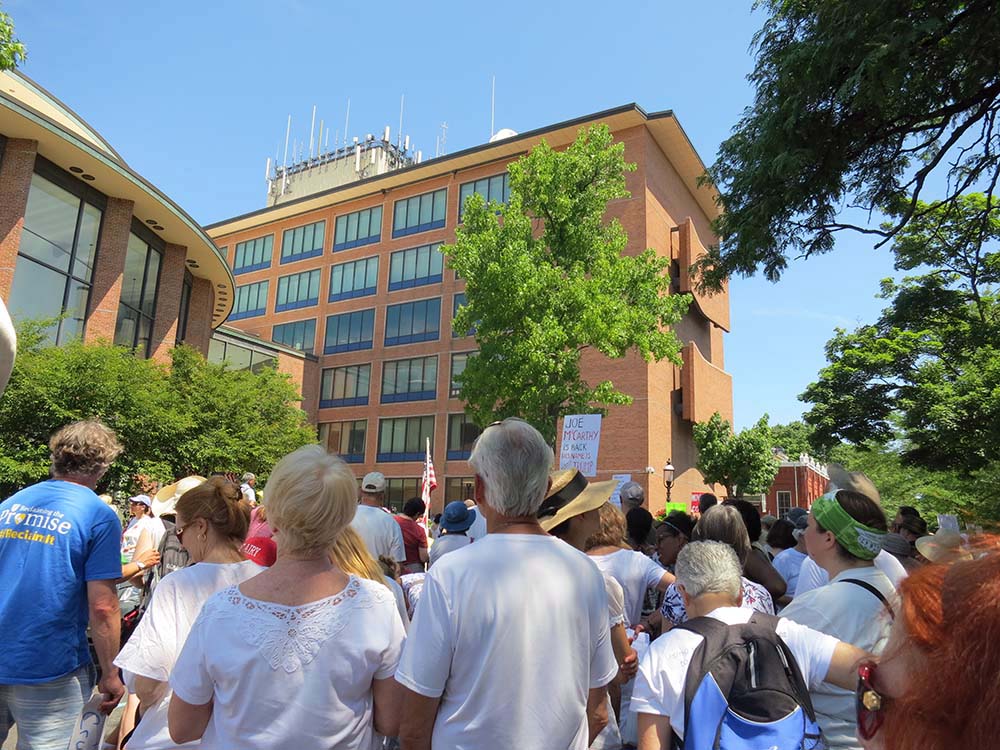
left=672, top=613, right=827, bottom=750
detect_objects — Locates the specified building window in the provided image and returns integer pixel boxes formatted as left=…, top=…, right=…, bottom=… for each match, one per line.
left=231, top=280, right=269, bottom=320
left=381, top=355, right=437, bottom=403
left=333, top=206, right=382, bottom=251
left=777, top=491, right=793, bottom=517
left=281, top=220, right=325, bottom=264
left=392, top=188, right=447, bottom=238
left=384, top=297, right=441, bottom=346
left=114, top=228, right=162, bottom=355
left=385, top=478, right=420, bottom=513
left=176, top=270, right=193, bottom=344
left=275, top=269, right=320, bottom=312
left=377, top=415, right=435, bottom=462
left=447, top=413, right=482, bottom=460
left=458, top=173, right=510, bottom=219
left=452, top=292, right=476, bottom=338
left=324, top=309, right=375, bottom=354
left=450, top=352, right=471, bottom=398
left=444, top=476, right=475, bottom=504
left=9, top=169, right=104, bottom=346
left=233, top=235, right=273, bottom=274
left=329, top=256, right=378, bottom=301
left=319, top=419, right=367, bottom=464
left=207, top=337, right=276, bottom=373
left=320, top=364, right=371, bottom=408
left=272, top=318, right=316, bottom=354
left=388, top=242, right=444, bottom=291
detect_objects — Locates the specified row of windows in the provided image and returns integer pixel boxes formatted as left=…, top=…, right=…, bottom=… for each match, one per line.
left=232, top=175, right=509, bottom=274
left=319, top=353, right=464, bottom=408
left=235, top=244, right=449, bottom=318
left=317, top=414, right=482, bottom=464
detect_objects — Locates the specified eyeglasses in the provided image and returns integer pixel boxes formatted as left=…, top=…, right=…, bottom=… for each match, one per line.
left=175, top=523, right=189, bottom=542
left=856, top=661, right=885, bottom=740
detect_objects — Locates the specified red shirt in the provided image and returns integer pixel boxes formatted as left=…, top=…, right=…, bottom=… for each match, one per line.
left=395, top=515, right=428, bottom=565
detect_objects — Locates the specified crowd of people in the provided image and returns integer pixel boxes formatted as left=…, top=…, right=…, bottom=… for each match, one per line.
left=0, top=417, right=996, bottom=750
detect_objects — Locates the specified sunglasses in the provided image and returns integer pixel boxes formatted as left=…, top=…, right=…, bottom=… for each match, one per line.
left=856, top=661, right=885, bottom=741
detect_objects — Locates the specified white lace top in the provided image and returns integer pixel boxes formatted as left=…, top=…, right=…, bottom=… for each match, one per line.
left=170, top=576, right=406, bottom=750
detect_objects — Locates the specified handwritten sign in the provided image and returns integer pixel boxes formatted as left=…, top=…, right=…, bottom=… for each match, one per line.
left=559, top=414, right=602, bottom=477
left=609, top=474, right=632, bottom=507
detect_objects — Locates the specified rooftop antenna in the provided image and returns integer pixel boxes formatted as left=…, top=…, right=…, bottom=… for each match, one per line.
left=344, top=98, right=351, bottom=151
left=318, top=118, right=324, bottom=157
left=281, top=114, right=291, bottom=195
left=333, top=129, right=339, bottom=153
left=398, top=94, right=405, bottom=148
left=309, top=105, right=317, bottom=159
left=440, top=121, right=448, bottom=156
left=490, top=74, right=495, bottom=139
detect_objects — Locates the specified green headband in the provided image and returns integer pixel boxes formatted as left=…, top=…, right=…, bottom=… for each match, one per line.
left=811, top=492, right=885, bottom=560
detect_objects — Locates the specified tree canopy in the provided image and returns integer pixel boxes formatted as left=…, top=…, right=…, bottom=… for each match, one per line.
left=444, top=124, right=690, bottom=444
left=698, top=0, right=1000, bottom=290
left=0, top=325, right=316, bottom=497
left=0, top=3, right=25, bottom=71
left=692, top=412, right=779, bottom=500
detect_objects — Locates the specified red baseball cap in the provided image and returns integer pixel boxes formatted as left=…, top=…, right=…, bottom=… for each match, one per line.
left=241, top=536, right=277, bottom=567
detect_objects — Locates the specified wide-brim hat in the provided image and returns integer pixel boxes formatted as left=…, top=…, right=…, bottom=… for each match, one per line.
left=440, top=500, right=475, bottom=533
left=915, top=530, right=972, bottom=563
left=537, top=469, right=618, bottom=532
left=152, top=475, right=206, bottom=517
left=827, top=464, right=881, bottom=504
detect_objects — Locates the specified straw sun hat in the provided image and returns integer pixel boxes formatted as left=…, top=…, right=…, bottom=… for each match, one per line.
left=536, top=469, right=618, bottom=532
left=152, top=475, right=207, bottom=517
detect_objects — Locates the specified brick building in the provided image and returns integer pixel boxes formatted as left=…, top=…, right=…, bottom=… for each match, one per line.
left=208, top=104, right=734, bottom=513
left=759, top=453, right=829, bottom=517
left=0, top=71, right=312, bottom=382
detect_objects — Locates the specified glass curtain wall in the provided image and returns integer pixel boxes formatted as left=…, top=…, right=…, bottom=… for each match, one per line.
left=114, top=225, right=162, bottom=355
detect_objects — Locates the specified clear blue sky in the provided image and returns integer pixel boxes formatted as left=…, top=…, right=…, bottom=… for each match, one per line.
left=9, top=0, right=899, bottom=429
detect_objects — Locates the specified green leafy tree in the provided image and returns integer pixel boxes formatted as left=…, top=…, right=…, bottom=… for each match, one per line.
left=692, top=412, right=780, bottom=499
left=769, top=420, right=825, bottom=460
left=444, top=124, right=691, bottom=444
left=0, top=3, right=25, bottom=71
left=801, top=194, right=1000, bottom=474
left=697, top=1, right=1000, bottom=290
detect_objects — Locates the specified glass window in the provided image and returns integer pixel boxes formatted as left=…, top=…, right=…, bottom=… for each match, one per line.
left=377, top=416, right=435, bottom=462
left=114, top=229, right=162, bottom=355
left=329, top=256, right=378, bottom=301
left=281, top=220, right=325, bottom=264
left=333, top=206, right=382, bottom=251
left=177, top=270, right=193, bottom=344
left=8, top=171, right=103, bottom=345
left=392, top=188, right=447, bottom=238
left=324, top=309, right=375, bottom=354
left=318, top=419, right=367, bottom=463
left=231, top=280, right=269, bottom=320
left=275, top=269, right=320, bottom=312
left=444, top=476, right=476, bottom=503
left=208, top=337, right=226, bottom=363
left=450, top=352, right=470, bottom=397
left=233, top=235, right=273, bottom=274
left=320, top=363, right=371, bottom=408
left=777, top=491, right=792, bottom=517
left=272, top=319, right=316, bottom=354
left=381, top=355, right=437, bottom=403
left=452, top=292, right=476, bottom=338
left=447, top=414, right=482, bottom=460
left=385, top=478, right=420, bottom=513
left=384, top=298, right=441, bottom=346
left=250, top=351, right=277, bottom=373
left=458, top=172, right=510, bottom=219
left=388, top=242, right=444, bottom=291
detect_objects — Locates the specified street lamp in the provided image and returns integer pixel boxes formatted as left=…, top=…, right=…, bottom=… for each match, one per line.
left=663, top=460, right=675, bottom=504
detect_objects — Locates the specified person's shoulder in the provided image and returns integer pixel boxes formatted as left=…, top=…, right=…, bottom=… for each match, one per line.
left=353, top=577, right=398, bottom=610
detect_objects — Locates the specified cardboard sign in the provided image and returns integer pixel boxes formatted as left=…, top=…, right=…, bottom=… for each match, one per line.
left=936, top=513, right=960, bottom=534
left=609, top=474, right=632, bottom=507
left=559, top=414, right=602, bottom=477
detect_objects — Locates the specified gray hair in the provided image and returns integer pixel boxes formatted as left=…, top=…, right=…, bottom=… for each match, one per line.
left=468, top=419, right=553, bottom=517
left=692, top=503, right=752, bottom=566
left=242, top=472, right=256, bottom=483
left=675, top=541, right=742, bottom=599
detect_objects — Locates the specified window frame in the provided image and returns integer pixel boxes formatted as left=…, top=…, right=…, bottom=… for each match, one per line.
left=318, top=419, right=367, bottom=463
left=324, top=308, right=376, bottom=354
left=329, top=256, right=379, bottom=302
left=320, top=363, right=372, bottom=408
left=458, top=172, right=510, bottom=220
left=231, top=279, right=270, bottom=320
left=777, top=490, right=793, bottom=516
left=232, top=234, right=274, bottom=275
left=391, top=188, right=447, bottom=238
left=275, top=268, right=321, bottom=312
left=114, top=222, right=163, bottom=355
left=388, top=241, right=444, bottom=291
left=333, top=206, right=382, bottom=251
left=280, top=220, right=326, bottom=264
left=381, top=355, right=438, bottom=404
left=384, top=297, right=442, bottom=347
left=450, top=352, right=472, bottom=398
left=271, top=318, right=317, bottom=354
left=447, top=413, right=482, bottom=460
left=377, top=415, right=435, bottom=462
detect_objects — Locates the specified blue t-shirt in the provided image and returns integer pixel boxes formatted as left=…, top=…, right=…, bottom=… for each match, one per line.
left=0, top=479, right=122, bottom=683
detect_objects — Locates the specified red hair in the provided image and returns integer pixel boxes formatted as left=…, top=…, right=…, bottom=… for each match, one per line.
left=881, top=543, right=1000, bottom=750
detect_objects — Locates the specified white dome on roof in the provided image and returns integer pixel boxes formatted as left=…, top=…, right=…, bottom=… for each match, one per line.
left=489, top=128, right=518, bottom=143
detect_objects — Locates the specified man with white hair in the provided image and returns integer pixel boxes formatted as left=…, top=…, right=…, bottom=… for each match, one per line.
left=351, top=471, right=405, bottom=563
left=396, top=418, right=618, bottom=749
left=239, top=472, right=257, bottom=506
left=631, top=541, right=869, bottom=750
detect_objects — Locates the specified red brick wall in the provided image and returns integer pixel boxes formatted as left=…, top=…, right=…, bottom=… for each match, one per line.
left=766, top=464, right=828, bottom=514
left=150, top=243, right=188, bottom=362
left=0, top=138, right=37, bottom=301
left=84, top=197, right=134, bottom=343
left=183, top=277, right=214, bottom=355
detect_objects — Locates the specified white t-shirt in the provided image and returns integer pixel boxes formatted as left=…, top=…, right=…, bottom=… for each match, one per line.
left=589, top=549, right=668, bottom=625
left=351, top=504, right=406, bottom=562
left=793, top=550, right=906, bottom=597
left=630, top=606, right=839, bottom=741
left=114, top=560, right=264, bottom=750
left=773, top=547, right=807, bottom=595
left=170, top=576, right=405, bottom=750
left=592, top=574, right=627, bottom=750
left=240, top=483, right=257, bottom=505
left=384, top=574, right=409, bottom=632
left=428, top=532, right=472, bottom=566
left=121, top=515, right=166, bottom=561
left=781, top=566, right=895, bottom=750
left=467, top=506, right=488, bottom=542
left=604, top=574, right=626, bottom=628
left=395, top=534, right=618, bottom=750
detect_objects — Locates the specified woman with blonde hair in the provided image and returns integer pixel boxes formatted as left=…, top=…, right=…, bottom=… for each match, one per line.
left=331, top=526, right=409, bottom=630
left=168, top=446, right=405, bottom=749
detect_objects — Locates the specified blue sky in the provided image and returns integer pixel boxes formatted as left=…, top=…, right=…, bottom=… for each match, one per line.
left=9, top=0, right=899, bottom=429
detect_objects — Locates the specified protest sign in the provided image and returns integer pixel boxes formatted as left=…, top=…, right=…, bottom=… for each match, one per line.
left=559, top=414, right=602, bottom=477
left=609, top=474, right=631, bottom=507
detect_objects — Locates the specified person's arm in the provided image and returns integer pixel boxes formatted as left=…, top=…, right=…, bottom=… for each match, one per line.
left=397, top=687, right=441, bottom=750
left=823, top=641, right=870, bottom=690
left=637, top=712, right=672, bottom=750
left=586, top=685, right=609, bottom=745
left=744, top=548, right=787, bottom=600
left=373, top=675, right=403, bottom=736
left=86, top=579, right=125, bottom=713
left=168, top=693, right=213, bottom=743
left=119, top=547, right=160, bottom=583
left=134, top=675, right=169, bottom=708
left=126, top=528, right=154, bottom=586
left=0, top=299, right=15, bottom=397
left=656, top=570, right=676, bottom=591
left=610, top=623, right=638, bottom=685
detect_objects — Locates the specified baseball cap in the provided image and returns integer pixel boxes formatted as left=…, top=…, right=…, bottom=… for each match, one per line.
left=619, top=481, right=644, bottom=505
left=129, top=494, right=152, bottom=508
left=361, top=471, right=386, bottom=493
left=242, top=536, right=277, bottom=567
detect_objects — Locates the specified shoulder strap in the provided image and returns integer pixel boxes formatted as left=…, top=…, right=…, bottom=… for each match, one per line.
left=840, top=578, right=895, bottom=619
left=673, top=615, right=737, bottom=745
left=747, top=612, right=820, bottom=723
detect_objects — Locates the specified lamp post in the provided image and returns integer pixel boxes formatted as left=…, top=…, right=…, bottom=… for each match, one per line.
left=663, top=460, right=675, bottom=505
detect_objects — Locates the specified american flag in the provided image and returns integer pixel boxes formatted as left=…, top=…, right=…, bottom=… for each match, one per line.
left=420, top=437, right=437, bottom=527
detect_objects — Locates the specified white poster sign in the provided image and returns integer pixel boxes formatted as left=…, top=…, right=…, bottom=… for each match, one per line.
left=609, top=474, right=632, bottom=508
left=936, top=513, right=960, bottom=534
left=559, top=414, right=602, bottom=477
